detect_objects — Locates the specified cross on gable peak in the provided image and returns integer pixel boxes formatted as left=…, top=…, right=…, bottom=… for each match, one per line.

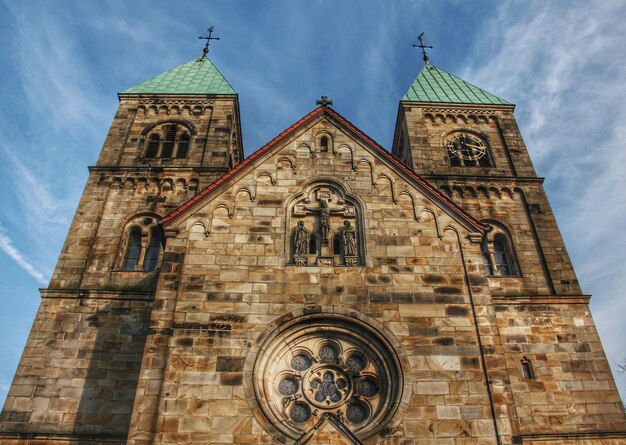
left=316, top=95, right=333, bottom=107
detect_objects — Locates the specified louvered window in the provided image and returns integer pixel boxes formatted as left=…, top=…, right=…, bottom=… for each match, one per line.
left=161, top=125, right=176, bottom=158
left=146, top=134, right=160, bottom=158
left=176, top=134, right=190, bottom=158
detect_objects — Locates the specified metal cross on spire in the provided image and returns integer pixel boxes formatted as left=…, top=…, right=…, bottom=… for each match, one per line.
left=412, top=32, right=433, bottom=65
left=198, top=26, right=220, bottom=58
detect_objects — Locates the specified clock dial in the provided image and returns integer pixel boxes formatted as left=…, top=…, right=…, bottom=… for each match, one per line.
left=446, top=133, right=490, bottom=167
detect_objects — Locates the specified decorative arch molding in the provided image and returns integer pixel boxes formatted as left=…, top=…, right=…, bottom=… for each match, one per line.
left=213, top=202, right=234, bottom=219
left=418, top=207, right=443, bottom=239
left=188, top=219, right=210, bottom=237
left=376, top=173, right=397, bottom=203
left=234, top=186, right=256, bottom=203
left=397, top=190, right=419, bottom=221
left=255, top=171, right=276, bottom=185
left=296, top=142, right=316, bottom=158
left=356, top=159, right=377, bottom=186
left=277, top=156, right=296, bottom=172
left=336, top=144, right=357, bottom=170
left=286, top=179, right=365, bottom=267
left=139, top=119, right=196, bottom=137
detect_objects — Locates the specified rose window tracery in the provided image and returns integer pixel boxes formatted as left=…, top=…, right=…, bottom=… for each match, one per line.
left=253, top=315, right=403, bottom=440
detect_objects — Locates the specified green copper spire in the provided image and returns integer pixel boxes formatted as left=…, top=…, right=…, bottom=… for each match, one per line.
left=402, top=64, right=510, bottom=105
left=122, top=57, right=236, bottom=95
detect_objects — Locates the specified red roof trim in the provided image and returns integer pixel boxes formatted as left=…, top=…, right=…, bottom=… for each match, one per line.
left=163, top=106, right=485, bottom=232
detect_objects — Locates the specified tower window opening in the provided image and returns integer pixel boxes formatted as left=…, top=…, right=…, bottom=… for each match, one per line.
left=521, top=357, right=535, bottom=379
left=144, top=124, right=193, bottom=159
left=161, top=125, right=177, bottom=158
left=146, top=134, right=160, bottom=158
left=176, top=134, right=190, bottom=158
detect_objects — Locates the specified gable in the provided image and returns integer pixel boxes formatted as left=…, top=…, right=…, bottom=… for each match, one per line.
left=164, top=106, right=485, bottom=236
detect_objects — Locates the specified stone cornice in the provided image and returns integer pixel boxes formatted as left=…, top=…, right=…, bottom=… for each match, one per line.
left=491, top=294, right=591, bottom=305
left=39, top=288, right=154, bottom=301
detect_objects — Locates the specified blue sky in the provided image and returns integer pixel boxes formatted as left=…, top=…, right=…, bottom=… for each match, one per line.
left=0, top=0, right=625, bottom=406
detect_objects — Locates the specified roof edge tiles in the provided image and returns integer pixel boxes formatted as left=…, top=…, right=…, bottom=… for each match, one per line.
left=402, top=64, right=510, bottom=105
left=122, top=57, right=236, bottom=95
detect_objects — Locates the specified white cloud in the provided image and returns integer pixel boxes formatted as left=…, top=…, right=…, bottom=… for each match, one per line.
left=463, top=1, right=626, bottom=398
left=0, top=222, right=47, bottom=285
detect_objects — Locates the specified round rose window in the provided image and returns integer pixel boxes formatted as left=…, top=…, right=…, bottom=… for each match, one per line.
left=253, top=314, right=403, bottom=440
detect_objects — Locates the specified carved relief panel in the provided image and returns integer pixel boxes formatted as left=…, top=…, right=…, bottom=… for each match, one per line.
left=289, top=182, right=363, bottom=267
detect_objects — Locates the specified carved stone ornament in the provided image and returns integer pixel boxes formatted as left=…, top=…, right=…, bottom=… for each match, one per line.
left=253, top=315, right=403, bottom=441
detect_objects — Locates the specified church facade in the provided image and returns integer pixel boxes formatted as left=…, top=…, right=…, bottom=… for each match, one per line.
left=1, top=49, right=625, bottom=445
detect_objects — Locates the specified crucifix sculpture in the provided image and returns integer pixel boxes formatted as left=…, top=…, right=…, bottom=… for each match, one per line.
left=303, top=199, right=346, bottom=243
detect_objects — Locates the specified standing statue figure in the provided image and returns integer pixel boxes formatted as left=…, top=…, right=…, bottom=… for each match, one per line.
left=294, top=221, right=310, bottom=255
left=304, top=199, right=345, bottom=242
left=342, top=220, right=358, bottom=256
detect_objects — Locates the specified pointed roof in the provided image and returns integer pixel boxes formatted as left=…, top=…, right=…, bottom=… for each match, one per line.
left=122, top=57, right=236, bottom=95
left=163, top=106, right=486, bottom=233
left=402, top=64, right=510, bottom=105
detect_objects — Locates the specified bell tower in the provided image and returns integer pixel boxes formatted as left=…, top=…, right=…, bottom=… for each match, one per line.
left=50, top=52, right=243, bottom=291
left=392, top=59, right=579, bottom=296
left=0, top=45, right=243, bottom=439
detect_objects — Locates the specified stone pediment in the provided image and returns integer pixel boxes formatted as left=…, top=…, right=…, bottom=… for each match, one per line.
left=163, top=106, right=485, bottom=236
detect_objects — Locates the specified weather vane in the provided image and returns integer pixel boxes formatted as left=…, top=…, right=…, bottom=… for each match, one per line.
left=412, top=32, right=433, bottom=65
left=198, top=26, right=220, bottom=58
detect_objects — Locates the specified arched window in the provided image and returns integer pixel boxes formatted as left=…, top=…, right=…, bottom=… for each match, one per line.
left=332, top=236, right=341, bottom=255
left=143, top=123, right=192, bottom=159
left=122, top=227, right=142, bottom=271
left=320, top=136, right=329, bottom=152
left=521, top=357, right=535, bottom=379
left=482, top=223, right=519, bottom=277
left=142, top=226, right=163, bottom=272
left=117, top=216, right=163, bottom=272
left=309, top=234, right=318, bottom=255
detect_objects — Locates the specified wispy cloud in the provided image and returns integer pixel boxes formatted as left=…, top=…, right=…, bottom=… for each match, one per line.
left=0, top=222, right=47, bottom=285
left=463, top=1, right=626, bottom=398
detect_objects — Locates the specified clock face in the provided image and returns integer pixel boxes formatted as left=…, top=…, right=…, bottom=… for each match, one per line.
left=446, top=133, right=488, bottom=161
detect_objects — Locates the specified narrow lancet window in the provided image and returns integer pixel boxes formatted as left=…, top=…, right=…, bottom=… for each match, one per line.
left=320, top=136, right=329, bottom=152
left=521, top=357, right=535, bottom=379
left=122, top=227, right=142, bottom=271
left=142, top=227, right=162, bottom=272
left=493, top=235, right=513, bottom=276
left=309, top=234, right=318, bottom=255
